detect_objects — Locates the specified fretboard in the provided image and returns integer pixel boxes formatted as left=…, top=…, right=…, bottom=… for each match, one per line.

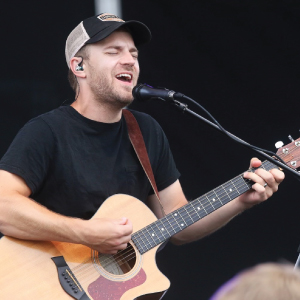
left=131, top=160, right=278, bottom=254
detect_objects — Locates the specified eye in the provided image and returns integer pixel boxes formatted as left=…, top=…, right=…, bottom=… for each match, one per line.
left=106, top=52, right=118, bottom=55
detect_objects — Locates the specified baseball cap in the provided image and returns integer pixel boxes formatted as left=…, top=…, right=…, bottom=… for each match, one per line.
left=65, top=13, right=152, bottom=67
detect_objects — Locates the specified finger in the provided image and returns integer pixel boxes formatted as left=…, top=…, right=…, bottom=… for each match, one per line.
left=249, top=157, right=261, bottom=168
left=250, top=182, right=267, bottom=195
left=270, top=169, right=285, bottom=183
left=116, top=243, right=129, bottom=250
left=121, top=222, right=133, bottom=236
left=254, top=169, right=282, bottom=193
left=116, top=234, right=132, bottom=245
left=254, top=169, right=276, bottom=185
left=118, top=217, right=128, bottom=225
left=244, top=171, right=266, bottom=187
left=109, top=243, right=129, bottom=253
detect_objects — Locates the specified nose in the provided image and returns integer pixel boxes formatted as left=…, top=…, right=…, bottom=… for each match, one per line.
left=119, top=50, right=136, bottom=67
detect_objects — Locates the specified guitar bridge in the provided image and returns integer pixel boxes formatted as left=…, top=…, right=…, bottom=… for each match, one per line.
left=52, top=256, right=90, bottom=300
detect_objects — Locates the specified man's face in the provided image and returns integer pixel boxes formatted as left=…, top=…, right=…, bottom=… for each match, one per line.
left=85, top=30, right=140, bottom=108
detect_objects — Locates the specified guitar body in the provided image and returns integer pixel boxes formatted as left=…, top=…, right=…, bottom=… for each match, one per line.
left=0, top=194, right=170, bottom=300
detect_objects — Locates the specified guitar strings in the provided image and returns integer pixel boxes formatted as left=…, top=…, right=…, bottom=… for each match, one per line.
left=76, top=159, right=278, bottom=273
left=111, top=149, right=294, bottom=265
left=132, top=159, right=279, bottom=253
left=69, top=151, right=295, bottom=281
left=70, top=160, right=268, bottom=278
left=95, top=157, right=284, bottom=269
left=79, top=165, right=265, bottom=275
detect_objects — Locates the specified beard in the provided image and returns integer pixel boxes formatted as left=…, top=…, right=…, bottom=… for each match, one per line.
left=87, top=64, right=136, bottom=109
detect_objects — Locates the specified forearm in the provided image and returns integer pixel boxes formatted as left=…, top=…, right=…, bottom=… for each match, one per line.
left=171, top=196, right=247, bottom=245
left=0, top=192, right=83, bottom=243
left=0, top=192, right=133, bottom=254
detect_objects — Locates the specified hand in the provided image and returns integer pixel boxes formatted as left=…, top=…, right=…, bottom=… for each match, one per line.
left=238, top=158, right=285, bottom=208
left=78, top=217, right=133, bottom=254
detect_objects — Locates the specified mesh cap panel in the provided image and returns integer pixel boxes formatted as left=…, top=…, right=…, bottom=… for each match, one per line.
left=65, top=22, right=90, bottom=68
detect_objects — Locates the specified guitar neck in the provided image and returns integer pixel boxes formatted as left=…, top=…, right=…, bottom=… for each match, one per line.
left=132, top=160, right=278, bottom=254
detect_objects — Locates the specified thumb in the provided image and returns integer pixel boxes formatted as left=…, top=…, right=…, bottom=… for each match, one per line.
left=119, top=217, right=128, bottom=225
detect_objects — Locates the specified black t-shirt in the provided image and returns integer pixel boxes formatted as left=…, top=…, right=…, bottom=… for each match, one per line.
left=0, top=106, right=180, bottom=219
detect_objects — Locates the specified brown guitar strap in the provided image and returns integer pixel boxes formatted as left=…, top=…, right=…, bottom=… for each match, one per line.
left=122, top=109, right=166, bottom=216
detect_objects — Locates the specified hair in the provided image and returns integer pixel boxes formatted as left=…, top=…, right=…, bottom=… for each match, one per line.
left=68, top=45, right=90, bottom=92
left=210, top=263, right=300, bottom=300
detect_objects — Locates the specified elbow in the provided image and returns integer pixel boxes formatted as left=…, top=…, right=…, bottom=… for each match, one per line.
left=170, top=234, right=191, bottom=246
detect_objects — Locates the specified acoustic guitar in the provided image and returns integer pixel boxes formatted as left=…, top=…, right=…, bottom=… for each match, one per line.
left=0, top=138, right=299, bottom=300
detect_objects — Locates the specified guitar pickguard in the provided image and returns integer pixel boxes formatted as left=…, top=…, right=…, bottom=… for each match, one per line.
left=88, top=268, right=147, bottom=300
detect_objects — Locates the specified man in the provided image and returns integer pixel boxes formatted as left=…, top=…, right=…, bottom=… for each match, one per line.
left=0, top=13, right=284, bottom=255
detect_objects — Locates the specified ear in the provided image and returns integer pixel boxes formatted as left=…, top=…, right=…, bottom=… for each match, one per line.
left=69, top=57, right=86, bottom=78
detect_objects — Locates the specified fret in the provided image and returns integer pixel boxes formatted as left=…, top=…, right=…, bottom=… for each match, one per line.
left=230, top=179, right=240, bottom=196
left=244, top=177, right=253, bottom=189
left=264, top=161, right=277, bottom=171
left=131, top=233, right=143, bottom=252
left=153, top=220, right=170, bottom=240
left=260, top=164, right=267, bottom=170
left=188, top=201, right=202, bottom=222
left=161, top=215, right=178, bottom=235
left=186, top=205, right=198, bottom=223
left=214, top=185, right=228, bottom=204
left=192, top=198, right=209, bottom=219
left=204, top=195, right=216, bottom=213
left=144, top=226, right=156, bottom=243
left=144, top=224, right=161, bottom=247
left=263, top=162, right=272, bottom=171
left=132, top=159, right=282, bottom=254
left=158, top=217, right=172, bottom=237
left=138, top=230, right=151, bottom=252
left=236, top=175, right=251, bottom=193
left=222, top=181, right=240, bottom=200
left=193, top=198, right=210, bottom=218
left=197, top=200, right=208, bottom=215
left=132, top=231, right=149, bottom=253
left=170, top=210, right=188, bottom=230
left=197, top=199, right=211, bottom=219
left=178, top=207, right=193, bottom=226
left=206, top=191, right=223, bottom=210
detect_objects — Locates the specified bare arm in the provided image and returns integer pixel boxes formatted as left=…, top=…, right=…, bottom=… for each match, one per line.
left=147, top=158, right=285, bottom=245
left=0, top=170, right=132, bottom=254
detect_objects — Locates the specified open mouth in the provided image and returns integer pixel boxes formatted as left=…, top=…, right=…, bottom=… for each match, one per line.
left=116, top=73, right=132, bottom=83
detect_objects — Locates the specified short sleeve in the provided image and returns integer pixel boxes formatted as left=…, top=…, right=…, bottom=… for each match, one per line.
left=132, top=111, right=180, bottom=193
left=0, top=118, right=56, bottom=194
left=152, top=124, right=180, bottom=192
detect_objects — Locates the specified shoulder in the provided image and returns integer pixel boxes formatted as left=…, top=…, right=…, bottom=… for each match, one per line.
left=21, top=106, right=72, bottom=135
left=126, top=109, right=163, bottom=132
left=125, top=109, right=170, bottom=151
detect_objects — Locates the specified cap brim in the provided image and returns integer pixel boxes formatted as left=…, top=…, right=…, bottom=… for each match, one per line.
left=86, top=20, right=151, bottom=47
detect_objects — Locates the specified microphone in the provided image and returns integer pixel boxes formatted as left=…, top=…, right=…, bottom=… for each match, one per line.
left=132, top=83, right=185, bottom=101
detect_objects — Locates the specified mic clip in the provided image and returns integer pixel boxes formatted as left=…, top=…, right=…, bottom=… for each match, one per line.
left=172, top=100, right=188, bottom=112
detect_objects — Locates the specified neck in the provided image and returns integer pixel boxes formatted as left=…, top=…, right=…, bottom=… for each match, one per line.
left=71, top=93, right=123, bottom=123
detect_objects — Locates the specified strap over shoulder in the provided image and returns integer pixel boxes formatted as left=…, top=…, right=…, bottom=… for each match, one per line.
left=122, top=109, right=166, bottom=215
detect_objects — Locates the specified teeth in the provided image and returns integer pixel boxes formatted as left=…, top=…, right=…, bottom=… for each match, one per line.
left=116, top=73, right=132, bottom=80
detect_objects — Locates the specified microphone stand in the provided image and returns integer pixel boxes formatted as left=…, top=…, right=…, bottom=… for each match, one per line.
left=137, top=84, right=300, bottom=268
left=161, top=97, right=300, bottom=269
left=162, top=97, right=300, bottom=180
left=158, top=96, right=300, bottom=268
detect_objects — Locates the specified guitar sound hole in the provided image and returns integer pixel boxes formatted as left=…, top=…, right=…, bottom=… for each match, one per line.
left=97, top=243, right=136, bottom=275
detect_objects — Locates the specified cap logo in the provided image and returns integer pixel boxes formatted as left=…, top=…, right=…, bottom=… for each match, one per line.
left=97, top=13, right=124, bottom=22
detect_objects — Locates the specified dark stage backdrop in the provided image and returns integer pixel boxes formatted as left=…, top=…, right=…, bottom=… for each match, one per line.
left=2, top=1, right=300, bottom=299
